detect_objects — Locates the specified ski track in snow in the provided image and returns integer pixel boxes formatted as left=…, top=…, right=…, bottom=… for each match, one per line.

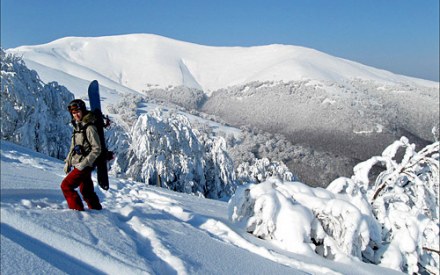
left=1, top=141, right=401, bottom=274
left=113, top=186, right=336, bottom=274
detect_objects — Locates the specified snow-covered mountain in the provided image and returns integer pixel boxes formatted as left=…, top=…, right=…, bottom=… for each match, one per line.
left=6, top=33, right=437, bottom=95
left=5, top=34, right=439, bottom=186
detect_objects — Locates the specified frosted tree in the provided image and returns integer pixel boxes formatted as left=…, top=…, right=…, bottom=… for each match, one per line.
left=106, top=122, right=131, bottom=177
left=333, top=136, right=439, bottom=274
left=1, top=50, right=73, bottom=159
left=198, top=131, right=236, bottom=199
left=236, top=158, right=295, bottom=184
left=228, top=177, right=377, bottom=260
left=142, top=85, right=207, bottom=110
left=225, top=127, right=295, bottom=168
left=107, top=93, right=144, bottom=128
left=229, top=136, right=439, bottom=274
left=124, top=109, right=236, bottom=199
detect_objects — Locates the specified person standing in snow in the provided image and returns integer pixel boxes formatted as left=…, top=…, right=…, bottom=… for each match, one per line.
left=61, top=99, right=103, bottom=211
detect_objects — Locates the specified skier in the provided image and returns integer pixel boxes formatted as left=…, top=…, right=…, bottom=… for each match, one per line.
left=61, top=99, right=103, bottom=211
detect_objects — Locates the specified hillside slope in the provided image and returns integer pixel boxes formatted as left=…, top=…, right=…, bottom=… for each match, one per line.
left=1, top=140, right=401, bottom=274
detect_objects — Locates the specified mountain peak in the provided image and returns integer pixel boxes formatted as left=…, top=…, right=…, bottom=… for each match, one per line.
left=8, top=33, right=438, bottom=94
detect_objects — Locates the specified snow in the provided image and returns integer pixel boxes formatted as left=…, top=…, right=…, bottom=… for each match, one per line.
left=1, top=140, right=404, bottom=274
left=229, top=137, right=439, bottom=274
left=4, top=36, right=438, bottom=190
left=7, top=34, right=438, bottom=100
left=2, top=35, right=438, bottom=274
left=137, top=102, right=242, bottom=138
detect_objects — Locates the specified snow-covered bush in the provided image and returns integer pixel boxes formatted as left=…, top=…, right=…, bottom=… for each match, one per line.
left=336, top=136, right=439, bottom=274
left=228, top=177, right=378, bottom=259
left=229, top=136, right=439, bottom=274
left=1, top=50, right=74, bottom=159
left=123, top=109, right=236, bottom=199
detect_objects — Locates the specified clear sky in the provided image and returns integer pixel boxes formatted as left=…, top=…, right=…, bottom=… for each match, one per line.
left=1, top=0, right=439, bottom=81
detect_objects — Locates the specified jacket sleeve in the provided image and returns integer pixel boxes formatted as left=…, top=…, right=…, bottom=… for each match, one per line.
left=80, top=125, right=102, bottom=168
left=64, top=136, right=74, bottom=165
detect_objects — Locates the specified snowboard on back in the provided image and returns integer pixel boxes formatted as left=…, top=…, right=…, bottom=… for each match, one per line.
left=88, top=80, right=110, bottom=191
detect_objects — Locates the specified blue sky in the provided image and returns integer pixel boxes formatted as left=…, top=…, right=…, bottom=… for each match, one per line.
left=1, top=0, right=439, bottom=81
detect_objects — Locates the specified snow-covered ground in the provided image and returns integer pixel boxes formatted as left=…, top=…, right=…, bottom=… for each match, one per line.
left=0, top=140, right=401, bottom=274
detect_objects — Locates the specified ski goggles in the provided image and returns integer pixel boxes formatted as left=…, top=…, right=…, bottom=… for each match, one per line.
left=67, top=103, right=82, bottom=112
left=67, top=100, right=86, bottom=112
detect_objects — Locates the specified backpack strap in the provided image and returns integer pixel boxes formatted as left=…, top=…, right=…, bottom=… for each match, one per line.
left=72, top=122, right=93, bottom=155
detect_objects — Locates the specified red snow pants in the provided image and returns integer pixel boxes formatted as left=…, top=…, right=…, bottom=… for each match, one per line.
left=61, top=167, right=102, bottom=211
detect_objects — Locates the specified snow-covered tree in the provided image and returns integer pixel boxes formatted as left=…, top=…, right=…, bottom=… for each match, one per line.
left=107, top=93, right=144, bottom=128
left=204, top=80, right=439, bottom=186
left=329, top=136, right=439, bottom=274
left=229, top=177, right=378, bottom=261
left=225, top=127, right=295, bottom=168
left=106, top=122, right=131, bottom=177
left=223, top=125, right=354, bottom=187
left=122, top=109, right=236, bottom=199
left=1, top=50, right=73, bottom=159
left=229, top=136, right=439, bottom=274
left=198, top=130, right=237, bottom=200
left=236, top=158, right=295, bottom=184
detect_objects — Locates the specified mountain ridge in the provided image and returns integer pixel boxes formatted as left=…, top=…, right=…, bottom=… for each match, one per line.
left=8, top=33, right=438, bottom=96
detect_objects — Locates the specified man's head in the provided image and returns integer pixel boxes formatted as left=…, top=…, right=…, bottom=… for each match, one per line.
left=68, top=99, right=87, bottom=121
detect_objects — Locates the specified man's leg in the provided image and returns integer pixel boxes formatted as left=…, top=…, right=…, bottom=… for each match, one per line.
left=79, top=167, right=102, bottom=210
left=60, top=168, right=85, bottom=211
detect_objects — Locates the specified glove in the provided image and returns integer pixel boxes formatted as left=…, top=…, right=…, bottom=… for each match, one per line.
left=64, top=163, right=71, bottom=174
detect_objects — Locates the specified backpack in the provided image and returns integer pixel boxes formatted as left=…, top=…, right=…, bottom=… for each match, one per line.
left=72, top=122, right=94, bottom=157
left=71, top=121, right=114, bottom=165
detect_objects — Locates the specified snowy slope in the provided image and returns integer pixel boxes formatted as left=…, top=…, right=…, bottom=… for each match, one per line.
left=7, top=34, right=437, bottom=98
left=1, top=140, right=402, bottom=275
